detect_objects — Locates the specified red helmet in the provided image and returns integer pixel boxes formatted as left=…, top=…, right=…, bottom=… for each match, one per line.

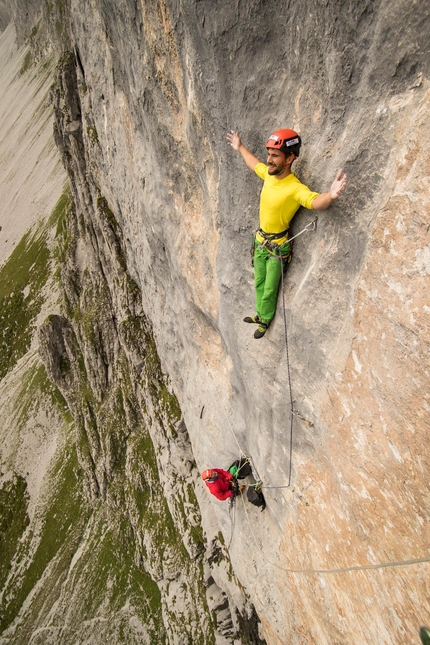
left=202, top=469, right=217, bottom=481
left=266, top=128, right=302, bottom=157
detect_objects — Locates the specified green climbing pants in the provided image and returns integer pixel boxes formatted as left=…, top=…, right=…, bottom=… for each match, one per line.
left=253, top=240, right=291, bottom=325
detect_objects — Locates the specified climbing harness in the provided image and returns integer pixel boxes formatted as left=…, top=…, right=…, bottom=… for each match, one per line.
left=252, top=217, right=317, bottom=261
left=251, top=228, right=292, bottom=266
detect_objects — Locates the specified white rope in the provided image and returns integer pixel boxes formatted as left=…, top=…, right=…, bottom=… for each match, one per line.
left=224, top=410, right=246, bottom=457
left=222, top=218, right=430, bottom=574
left=227, top=497, right=236, bottom=549
left=224, top=412, right=264, bottom=484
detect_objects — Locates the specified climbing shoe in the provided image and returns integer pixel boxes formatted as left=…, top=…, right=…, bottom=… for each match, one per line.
left=420, top=627, right=430, bottom=645
left=243, top=315, right=261, bottom=324
left=254, top=323, right=268, bottom=339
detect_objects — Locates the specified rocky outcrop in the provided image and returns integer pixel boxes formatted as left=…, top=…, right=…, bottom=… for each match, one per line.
left=1, top=0, right=429, bottom=643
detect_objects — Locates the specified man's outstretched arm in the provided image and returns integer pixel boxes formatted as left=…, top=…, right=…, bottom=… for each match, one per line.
left=227, top=131, right=261, bottom=171
left=312, top=169, right=348, bottom=210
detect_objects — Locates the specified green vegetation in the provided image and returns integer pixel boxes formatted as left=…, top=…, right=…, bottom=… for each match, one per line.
left=0, top=167, right=217, bottom=641
left=19, top=50, right=34, bottom=76
left=0, top=228, right=49, bottom=379
left=49, top=183, right=72, bottom=232
left=0, top=187, right=71, bottom=381
left=14, top=361, right=72, bottom=428
left=0, top=446, right=89, bottom=632
left=86, top=125, right=99, bottom=145
left=92, top=512, right=163, bottom=621
left=0, top=474, right=30, bottom=592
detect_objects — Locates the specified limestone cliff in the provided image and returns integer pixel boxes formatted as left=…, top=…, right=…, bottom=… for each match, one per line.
left=0, top=1, right=429, bottom=644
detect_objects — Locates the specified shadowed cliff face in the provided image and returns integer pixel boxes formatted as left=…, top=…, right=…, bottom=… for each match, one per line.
left=1, top=0, right=430, bottom=644
left=0, top=21, right=262, bottom=645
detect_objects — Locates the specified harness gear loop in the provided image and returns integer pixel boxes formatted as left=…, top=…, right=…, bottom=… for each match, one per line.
left=253, top=215, right=317, bottom=263
left=229, top=477, right=240, bottom=496
left=257, top=227, right=289, bottom=241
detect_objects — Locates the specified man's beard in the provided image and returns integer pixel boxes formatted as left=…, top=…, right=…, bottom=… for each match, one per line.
left=268, top=164, right=284, bottom=175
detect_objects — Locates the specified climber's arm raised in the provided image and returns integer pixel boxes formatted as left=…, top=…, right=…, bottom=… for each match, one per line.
left=227, top=131, right=261, bottom=172
left=312, top=169, right=348, bottom=210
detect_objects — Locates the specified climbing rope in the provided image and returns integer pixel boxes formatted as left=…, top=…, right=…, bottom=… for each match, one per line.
left=222, top=410, right=430, bottom=574
left=224, top=407, right=287, bottom=489
left=223, top=217, right=319, bottom=488
left=227, top=496, right=236, bottom=549
left=280, top=263, right=294, bottom=487
left=219, top=217, right=430, bottom=575
left=225, top=410, right=246, bottom=459
left=257, top=217, right=318, bottom=486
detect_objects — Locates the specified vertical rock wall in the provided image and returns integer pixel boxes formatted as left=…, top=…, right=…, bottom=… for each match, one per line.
left=37, top=48, right=263, bottom=645
left=2, top=0, right=429, bottom=644
left=0, top=14, right=263, bottom=645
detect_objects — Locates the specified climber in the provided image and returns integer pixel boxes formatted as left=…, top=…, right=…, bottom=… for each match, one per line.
left=201, top=468, right=243, bottom=501
left=226, top=128, right=348, bottom=338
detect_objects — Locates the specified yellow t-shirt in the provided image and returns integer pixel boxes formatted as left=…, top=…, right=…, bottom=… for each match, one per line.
left=254, top=163, right=319, bottom=235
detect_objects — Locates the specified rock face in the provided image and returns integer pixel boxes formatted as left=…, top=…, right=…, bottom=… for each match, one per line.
left=0, top=17, right=263, bottom=645
left=1, top=1, right=429, bottom=644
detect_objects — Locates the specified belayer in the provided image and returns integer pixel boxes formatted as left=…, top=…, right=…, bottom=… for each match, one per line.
left=201, top=468, right=244, bottom=501
left=227, top=129, right=348, bottom=338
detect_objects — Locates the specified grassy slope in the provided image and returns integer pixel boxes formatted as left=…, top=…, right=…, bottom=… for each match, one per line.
left=0, top=192, right=215, bottom=643
left=0, top=19, right=217, bottom=637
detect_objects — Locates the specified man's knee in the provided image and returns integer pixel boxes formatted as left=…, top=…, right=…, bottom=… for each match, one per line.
left=264, top=284, right=279, bottom=298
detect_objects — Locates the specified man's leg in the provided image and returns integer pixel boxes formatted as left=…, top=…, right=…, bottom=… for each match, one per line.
left=259, top=256, right=282, bottom=325
left=253, top=246, right=268, bottom=320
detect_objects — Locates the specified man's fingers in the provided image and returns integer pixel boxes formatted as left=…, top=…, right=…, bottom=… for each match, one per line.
left=227, top=131, right=241, bottom=150
left=334, top=169, right=347, bottom=196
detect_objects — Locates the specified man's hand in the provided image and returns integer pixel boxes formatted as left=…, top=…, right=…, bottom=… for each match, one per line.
left=330, top=169, right=348, bottom=199
left=312, top=168, right=348, bottom=210
left=226, top=130, right=261, bottom=171
left=226, top=130, right=241, bottom=151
